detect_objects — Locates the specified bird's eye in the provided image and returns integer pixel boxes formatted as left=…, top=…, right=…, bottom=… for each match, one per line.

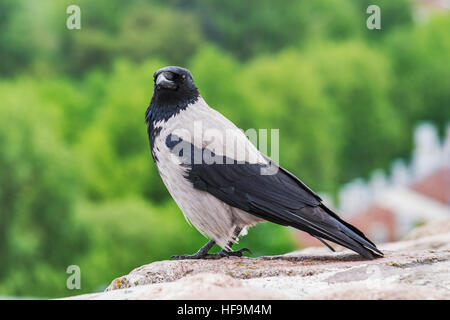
left=164, top=72, right=175, bottom=81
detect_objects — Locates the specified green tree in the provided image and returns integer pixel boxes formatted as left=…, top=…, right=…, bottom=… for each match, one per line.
left=357, top=0, right=414, bottom=39
left=61, top=2, right=204, bottom=74
left=76, top=59, right=170, bottom=202
left=0, top=80, right=87, bottom=294
left=0, top=0, right=64, bottom=76
left=385, top=15, right=450, bottom=137
left=116, top=4, right=204, bottom=65
left=306, top=41, right=408, bottom=183
left=169, top=0, right=361, bottom=59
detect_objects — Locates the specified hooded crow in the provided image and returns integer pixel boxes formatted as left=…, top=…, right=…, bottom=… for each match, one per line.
left=145, top=66, right=383, bottom=260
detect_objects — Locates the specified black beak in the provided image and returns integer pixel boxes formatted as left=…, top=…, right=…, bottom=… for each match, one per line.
left=155, top=72, right=177, bottom=90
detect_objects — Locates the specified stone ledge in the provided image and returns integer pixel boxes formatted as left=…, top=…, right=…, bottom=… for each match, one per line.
left=65, top=219, right=450, bottom=300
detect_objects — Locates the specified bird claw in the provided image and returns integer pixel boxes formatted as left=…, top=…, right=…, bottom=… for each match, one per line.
left=171, top=253, right=210, bottom=260
left=171, top=248, right=252, bottom=260
left=218, top=247, right=252, bottom=258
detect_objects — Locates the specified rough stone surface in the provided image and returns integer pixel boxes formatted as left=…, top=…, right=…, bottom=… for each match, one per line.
left=403, top=218, right=450, bottom=240
left=67, top=273, right=287, bottom=300
left=65, top=219, right=450, bottom=300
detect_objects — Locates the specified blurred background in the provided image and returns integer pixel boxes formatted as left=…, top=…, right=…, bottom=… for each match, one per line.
left=0, top=0, right=448, bottom=298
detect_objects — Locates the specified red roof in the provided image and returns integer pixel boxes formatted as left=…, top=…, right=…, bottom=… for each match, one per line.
left=411, top=167, right=450, bottom=206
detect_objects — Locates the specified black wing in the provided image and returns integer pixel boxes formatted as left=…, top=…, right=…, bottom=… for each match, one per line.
left=167, top=134, right=383, bottom=259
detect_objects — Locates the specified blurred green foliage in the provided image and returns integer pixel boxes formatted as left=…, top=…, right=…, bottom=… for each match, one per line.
left=305, top=41, right=408, bottom=183
left=0, top=80, right=88, bottom=297
left=0, top=0, right=448, bottom=298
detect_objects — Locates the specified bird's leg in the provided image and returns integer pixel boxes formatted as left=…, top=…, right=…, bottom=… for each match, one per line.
left=211, top=226, right=252, bottom=258
left=171, top=239, right=216, bottom=260
left=171, top=227, right=252, bottom=260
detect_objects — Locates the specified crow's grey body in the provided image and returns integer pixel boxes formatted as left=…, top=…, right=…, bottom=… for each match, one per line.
left=151, top=97, right=264, bottom=250
left=146, top=66, right=383, bottom=259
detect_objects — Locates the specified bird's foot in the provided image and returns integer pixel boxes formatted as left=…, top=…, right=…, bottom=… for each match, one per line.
left=171, top=253, right=209, bottom=260
left=172, top=239, right=216, bottom=260
left=217, top=248, right=252, bottom=258
left=171, top=248, right=251, bottom=260
left=206, top=248, right=252, bottom=259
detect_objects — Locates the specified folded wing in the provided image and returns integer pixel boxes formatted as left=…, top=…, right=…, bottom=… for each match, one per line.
left=167, top=134, right=383, bottom=259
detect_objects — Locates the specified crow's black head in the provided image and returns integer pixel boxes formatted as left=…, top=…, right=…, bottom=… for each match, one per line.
left=146, top=66, right=200, bottom=146
left=151, top=66, right=199, bottom=109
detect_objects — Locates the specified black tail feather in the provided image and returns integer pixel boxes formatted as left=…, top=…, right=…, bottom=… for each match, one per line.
left=245, top=194, right=383, bottom=259
left=292, top=206, right=384, bottom=259
left=314, top=237, right=336, bottom=252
